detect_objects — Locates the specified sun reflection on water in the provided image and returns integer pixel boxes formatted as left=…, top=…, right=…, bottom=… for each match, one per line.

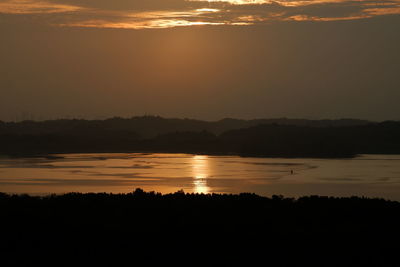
left=192, top=155, right=210, bottom=194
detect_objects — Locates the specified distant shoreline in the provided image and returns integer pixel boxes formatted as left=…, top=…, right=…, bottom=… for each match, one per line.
left=2, top=117, right=400, bottom=159
left=0, top=150, right=359, bottom=159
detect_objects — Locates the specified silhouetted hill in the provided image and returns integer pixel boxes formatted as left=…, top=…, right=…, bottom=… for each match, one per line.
left=0, top=116, right=371, bottom=137
left=1, top=117, right=399, bottom=158
left=1, top=190, right=399, bottom=266
left=219, top=122, right=400, bottom=157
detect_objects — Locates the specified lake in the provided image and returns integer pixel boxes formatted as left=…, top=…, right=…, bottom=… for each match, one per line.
left=1, top=153, right=400, bottom=200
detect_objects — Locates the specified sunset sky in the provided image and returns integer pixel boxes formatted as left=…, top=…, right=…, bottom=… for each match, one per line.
left=1, top=0, right=399, bottom=121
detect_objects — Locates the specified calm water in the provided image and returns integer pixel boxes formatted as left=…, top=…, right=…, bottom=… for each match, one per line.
left=1, top=153, right=400, bottom=200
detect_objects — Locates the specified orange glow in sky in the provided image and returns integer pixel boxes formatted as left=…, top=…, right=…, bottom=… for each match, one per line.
left=1, top=0, right=399, bottom=29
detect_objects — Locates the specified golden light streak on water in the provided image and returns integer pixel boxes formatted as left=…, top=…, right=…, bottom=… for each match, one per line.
left=192, top=155, right=210, bottom=194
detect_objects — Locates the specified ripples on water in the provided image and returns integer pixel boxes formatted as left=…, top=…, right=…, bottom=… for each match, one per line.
left=0, top=153, right=400, bottom=200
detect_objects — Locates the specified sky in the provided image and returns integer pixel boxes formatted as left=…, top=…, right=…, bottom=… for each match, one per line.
left=0, top=0, right=399, bottom=121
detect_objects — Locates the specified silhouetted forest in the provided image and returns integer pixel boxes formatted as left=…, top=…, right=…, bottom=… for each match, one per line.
left=1, top=189, right=399, bottom=266
left=0, top=116, right=370, bottom=137
left=1, top=116, right=400, bottom=157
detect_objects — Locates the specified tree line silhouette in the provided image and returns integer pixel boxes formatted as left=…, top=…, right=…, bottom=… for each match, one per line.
left=1, top=189, right=400, bottom=266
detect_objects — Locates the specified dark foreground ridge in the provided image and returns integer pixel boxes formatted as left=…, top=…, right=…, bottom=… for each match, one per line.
left=2, top=189, right=400, bottom=266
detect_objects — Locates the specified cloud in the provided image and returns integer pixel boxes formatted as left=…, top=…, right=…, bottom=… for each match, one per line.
left=0, top=0, right=399, bottom=29
left=58, top=8, right=226, bottom=29
left=0, top=0, right=82, bottom=14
